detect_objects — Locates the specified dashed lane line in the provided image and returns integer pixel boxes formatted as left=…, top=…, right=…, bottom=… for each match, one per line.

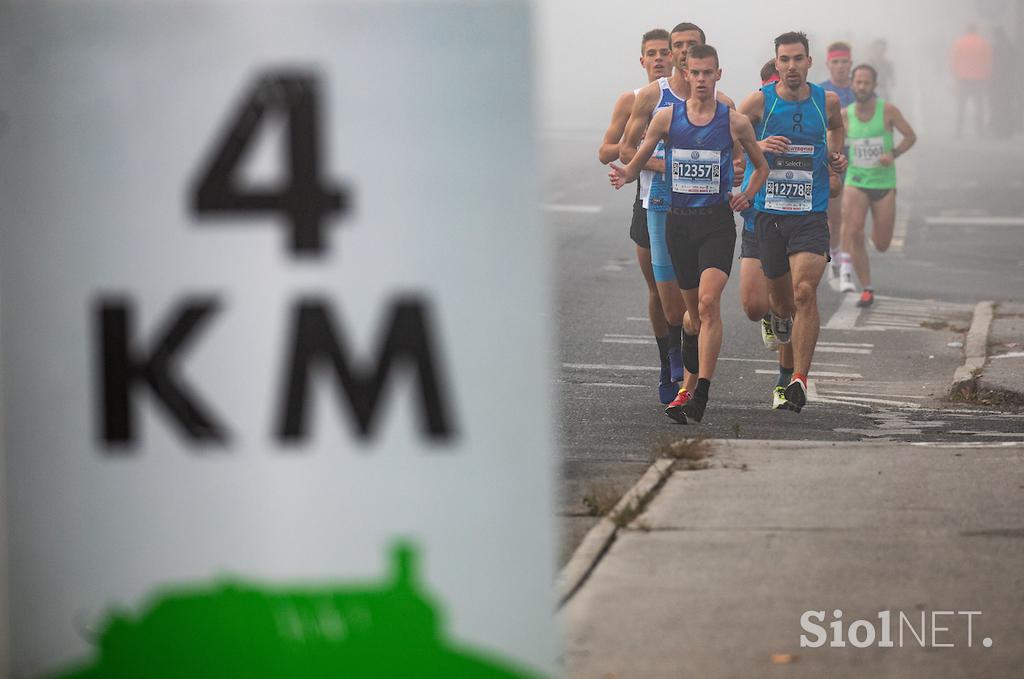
left=823, top=395, right=925, bottom=408
left=755, top=369, right=863, bottom=379
left=822, top=391, right=929, bottom=400
left=544, top=204, right=603, bottom=214
left=925, top=216, right=1024, bottom=227
left=819, top=341, right=874, bottom=348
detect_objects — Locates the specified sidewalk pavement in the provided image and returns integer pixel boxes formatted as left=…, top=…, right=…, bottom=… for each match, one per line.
left=952, top=301, right=1024, bottom=405
left=560, top=440, right=1024, bottom=678
left=976, top=302, right=1024, bottom=403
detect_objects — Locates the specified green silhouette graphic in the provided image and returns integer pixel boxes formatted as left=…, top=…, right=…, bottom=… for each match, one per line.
left=49, top=542, right=548, bottom=679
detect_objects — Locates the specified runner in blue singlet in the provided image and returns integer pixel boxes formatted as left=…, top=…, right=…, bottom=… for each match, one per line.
left=610, top=44, right=769, bottom=425
left=738, top=31, right=848, bottom=413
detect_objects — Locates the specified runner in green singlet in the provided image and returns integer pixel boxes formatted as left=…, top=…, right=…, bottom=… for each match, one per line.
left=839, top=64, right=917, bottom=307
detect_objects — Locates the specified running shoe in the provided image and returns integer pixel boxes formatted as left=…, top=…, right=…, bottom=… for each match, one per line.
left=771, top=386, right=790, bottom=410
left=771, top=315, right=793, bottom=344
left=761, top=314, right=779, bottom=350
left=839, top=270, right=856, bottom=293
left=658, top=364, right=678, bottom=405
left=681, top=332, right=699, bottom=374
left=783, top=378, right=807, bottom=413
left=680, top=395, right=707, bottom=423
left=856, top=290, right=875, bottom=308
left=664, top=387, right=692, bottom=423
left=667, top=346, right=685, bottom=383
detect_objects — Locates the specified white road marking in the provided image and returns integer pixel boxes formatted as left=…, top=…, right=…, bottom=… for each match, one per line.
left=601, top=338, right=650, bottom=345
left=822, top=395, right=923, bottom=408
left=991, top=351, right=1024, bottom=360
left=844, top=325, right=925, bottom=332
left=929, top=410, right=1024, bottom=419
left=925, top=216, right=1024, bottom=227
left=874, top=295, right=975, bottom=310
left=563, top=363, right=657, bottom=372
left=806, top=379, right=872, bottom=408
left=544, top=204, right=603, bottom=214
left=564, top=359, right=855, bottom=372
left=755, top=369, right=863, bottom=379
left=944, top=431, right=1024, bottom=438
left=824, top=294, right=861, bottom=329
left=909, top=441, right=1022, bottom=448
left=862, top=316, right=936, bottom=325
left=823, top=391, right=929, bottom=400
left=576, top=382, right=647, bottom=389
left=600, top=337, right=870, bottom=354
left=818, top=341, right=875, bottom=348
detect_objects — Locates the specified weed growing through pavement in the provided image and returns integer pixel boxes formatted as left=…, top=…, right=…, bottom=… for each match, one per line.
left=654, top=435, right=712, bottom=470
left=582, top=485, right=623, bottom=517
left=950, top=384, right=1024, bottom=408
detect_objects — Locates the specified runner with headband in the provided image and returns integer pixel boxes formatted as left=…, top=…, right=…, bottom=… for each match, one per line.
left=819, top=41, right=855, bottom=283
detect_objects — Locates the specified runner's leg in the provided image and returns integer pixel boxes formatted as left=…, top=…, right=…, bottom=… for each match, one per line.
left=787, top=251, right=828, bottom=376
left=637, top=244, right=669, bottom=335
left=842, top=186, right=871, bottom=290
left=695, top=267, right=729, bottom=381
left=868, top=190, right=897, bottom=253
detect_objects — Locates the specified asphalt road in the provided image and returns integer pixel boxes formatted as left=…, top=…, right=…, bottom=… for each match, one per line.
left=550, top=131, right=1024, bottom=565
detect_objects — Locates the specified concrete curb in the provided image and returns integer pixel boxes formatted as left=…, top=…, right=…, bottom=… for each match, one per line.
left=556, top=457, right=674, bottom=607
left=949, top=301, right=995, bottom=395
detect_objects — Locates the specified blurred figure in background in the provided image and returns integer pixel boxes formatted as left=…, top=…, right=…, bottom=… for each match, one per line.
left=819, top=41, right=855, bottom=276
left=950, top=23, right=993, bottom=137
left=990, top=27, right=1019, bottom=138
left=866, top=38, right=894, bottom=100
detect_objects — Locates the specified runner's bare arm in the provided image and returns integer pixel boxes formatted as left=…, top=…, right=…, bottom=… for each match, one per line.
left=733, top=152, right=746, bottom=187
left=740, top=90, right=789, bottom=154
left=729, top=110, right=769, bottom=210
left=609, top=107, right=671, bottom=189
left=619, top=82, right=660, bottom=165
left=887, top=103, right=917, bottom=160
left=598, top=90, right=635, bottom=164
left=825, top=91, right=847, bottom=172
left=737, top=90, right=764, bottom=124
left=717, top=90, right=745, bottom=184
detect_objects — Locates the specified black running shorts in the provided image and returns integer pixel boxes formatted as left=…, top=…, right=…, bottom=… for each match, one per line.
left=665, top=204, right=738, bottom=290
left=739, top=226, right=759, bottom=260
left=754, top=211, right=830, bottom=279
left=629, top=183, right=650, bottom=248
left=848, top=186, right=895, bottom=203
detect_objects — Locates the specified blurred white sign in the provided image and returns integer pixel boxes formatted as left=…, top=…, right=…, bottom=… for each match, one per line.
left=0, top=2, right=556, bottom=676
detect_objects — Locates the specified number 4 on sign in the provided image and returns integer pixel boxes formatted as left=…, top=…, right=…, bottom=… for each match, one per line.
left=191, top=71, right=350, bottom=256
